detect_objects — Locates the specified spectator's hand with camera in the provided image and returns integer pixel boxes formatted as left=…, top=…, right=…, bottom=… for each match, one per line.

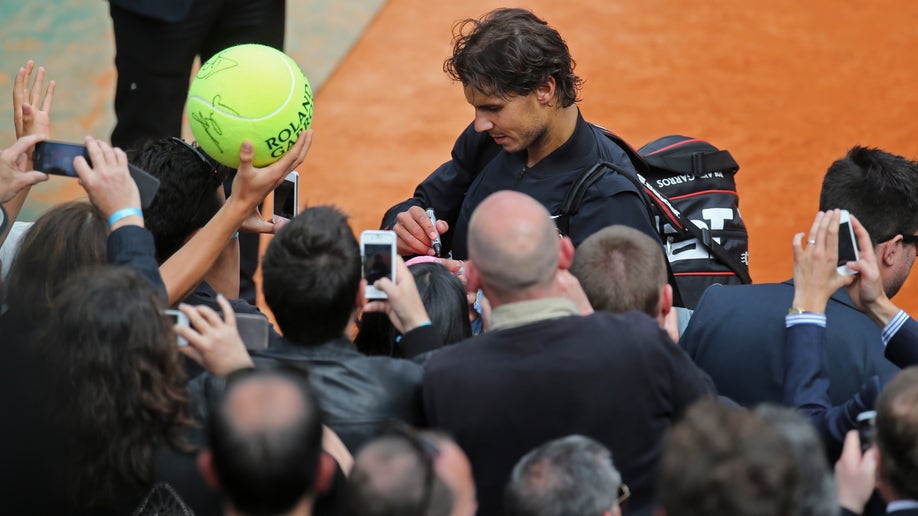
left=791, top=210, right=855, bottom=314
left=363, top=255, right=432, bottom=334
left=835, top=429, right=876, bottom=515
left=73, top=136, right=142, bottom=230
left=176, top=294, right=253, bottom=377
left=844, top=215, right=902, bottom=328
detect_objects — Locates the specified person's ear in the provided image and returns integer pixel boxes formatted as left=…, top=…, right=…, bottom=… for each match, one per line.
left=465, top=260, right=481, bottom=292
left=558, top=237, right=575, bottom=270
left=878, top=237, right=901, bottom=268
left=314, top=453, right=337, bottom=495
left=535, top=77, right=557, bottom=106
left=197, top=450, right=221, bottom=491
left=659, top=283, right=673, bottom=318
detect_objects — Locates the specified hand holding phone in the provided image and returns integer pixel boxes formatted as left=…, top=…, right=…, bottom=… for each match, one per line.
left=33, top=139, right=160, bottom=208
left=163, top=309, right=190, bottom=347
left=361, top=230, right=397, bottom=299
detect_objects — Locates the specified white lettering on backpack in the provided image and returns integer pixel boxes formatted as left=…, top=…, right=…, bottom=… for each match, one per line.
left=660, top=208, right=735, bottom=263
left=655, top=171, right=724, bottom=189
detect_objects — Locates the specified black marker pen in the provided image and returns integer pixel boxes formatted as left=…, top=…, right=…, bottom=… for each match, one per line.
left=425, top=208, right=442, bottom=257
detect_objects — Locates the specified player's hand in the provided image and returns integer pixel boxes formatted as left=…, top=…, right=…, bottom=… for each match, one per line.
left=363, top=256, right=432, bottom=333
left=791, top=210, right=854, bottom=314
left=13, top=60, right=55, bottom=140
left=230, top=129, right=311, bottom=210
left=0, top=134, right=49, bottom=203
left=74, top=136, right=141, bottom=226
left=394, top=205, right=449, bottom=256
left=176, top=294, right=254, bottom=377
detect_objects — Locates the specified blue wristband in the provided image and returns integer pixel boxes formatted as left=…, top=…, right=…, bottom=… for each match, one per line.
left=108, top=207, right=143, bottom=226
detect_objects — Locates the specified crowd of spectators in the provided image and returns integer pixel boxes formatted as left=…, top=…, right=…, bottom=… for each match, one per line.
left=3, top=6, right=918, bottom=516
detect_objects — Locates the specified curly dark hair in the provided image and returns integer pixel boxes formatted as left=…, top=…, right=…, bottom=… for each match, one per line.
left=33, top=267, right=194, bottom=511
left=443, top=8, right=582, bottom=107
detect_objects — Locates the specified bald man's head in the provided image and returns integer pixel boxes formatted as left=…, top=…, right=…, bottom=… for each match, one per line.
left=207, top=368, right=324, bottom=515
left=467, top=191, right=560, bottom=297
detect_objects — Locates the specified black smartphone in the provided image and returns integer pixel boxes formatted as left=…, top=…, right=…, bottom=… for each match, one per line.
left=31, top=140, right=161, bottom=208
left=32, top=140, right=87, bottom=177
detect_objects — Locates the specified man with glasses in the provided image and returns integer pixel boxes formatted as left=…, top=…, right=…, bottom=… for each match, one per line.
left=681, top=146, right=918, bottom=417
left=505, top=435, right=628, bottom=516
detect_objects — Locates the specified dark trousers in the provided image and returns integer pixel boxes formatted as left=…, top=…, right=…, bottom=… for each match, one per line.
left=111, top=0, right=283, bottom=303
left=110, top=0, right=286, bottom=149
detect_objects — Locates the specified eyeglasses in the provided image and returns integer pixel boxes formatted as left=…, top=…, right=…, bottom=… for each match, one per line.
left=616, top=483, right=630, bottom=507
left=169, top=137, right=217, bottom=177
left=383, top=425, right=441, bottom=516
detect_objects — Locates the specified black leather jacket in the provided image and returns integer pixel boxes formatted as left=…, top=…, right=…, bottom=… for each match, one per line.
left=252, top=336, right=425, bottom=452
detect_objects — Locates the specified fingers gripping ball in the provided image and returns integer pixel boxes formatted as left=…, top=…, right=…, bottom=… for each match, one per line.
left=187, top=44, right=313, bottom=168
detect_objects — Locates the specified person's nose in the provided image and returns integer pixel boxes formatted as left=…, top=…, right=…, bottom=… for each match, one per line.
left=473, top=112, right=494, bottom=133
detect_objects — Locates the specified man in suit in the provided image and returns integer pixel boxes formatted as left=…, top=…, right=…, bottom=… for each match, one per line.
left=422, top=191, right=714, bottom=516
left=681, top=146, right=918, bottom=407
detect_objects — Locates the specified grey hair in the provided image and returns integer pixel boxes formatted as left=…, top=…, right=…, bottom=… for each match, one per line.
left=505, top=435, right=620, bottom=516
left=754, top=404, right=837, bottom=516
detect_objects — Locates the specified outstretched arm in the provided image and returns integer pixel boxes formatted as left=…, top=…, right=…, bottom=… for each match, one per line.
left=159, top=131, right=312, bottom=305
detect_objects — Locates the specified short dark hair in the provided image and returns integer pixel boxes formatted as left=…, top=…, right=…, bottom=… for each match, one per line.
left=875, top=367, right=918, bottom=500
left=344, top=429, right=453, bottom=516
left=819, top=146, right=918, bottom=244
left=570, top=225, right=667, bottom=317
left=208, top=367, right=324, bottom=514
left=660, top=399, right=799, bottom=516
left=130, top=138, right=226, bottom=263
left=505, top=435, right=621, bottom=516
left=444, top=8, right=582, bottom=107
left=4, top=201, right=107, bottom=328
left=262, top=205, right=361, bottom=345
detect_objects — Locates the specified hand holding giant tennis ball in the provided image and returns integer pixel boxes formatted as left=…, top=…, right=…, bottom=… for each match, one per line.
left=187, top=44, right=313, bottom=168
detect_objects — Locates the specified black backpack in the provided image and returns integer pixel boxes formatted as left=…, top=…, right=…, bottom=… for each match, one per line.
left=557, top=130, right=751, bottom=309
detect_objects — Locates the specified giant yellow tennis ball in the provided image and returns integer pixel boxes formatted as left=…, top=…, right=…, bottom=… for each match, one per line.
left=187, top=44, right=313, bottom=168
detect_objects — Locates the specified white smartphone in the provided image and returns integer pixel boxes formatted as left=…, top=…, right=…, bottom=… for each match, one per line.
left=163, top=309, right=189, bottom=347
left=360, top=230, right=397, bottom=299
left=273, top=171, right=299, bottom=222
left=236, top=313, right=270, bottom=351
left=838, top=209, right=859, bottom=275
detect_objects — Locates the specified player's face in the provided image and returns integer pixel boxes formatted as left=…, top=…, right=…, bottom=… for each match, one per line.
left=464, top=86, right=548, bottom=154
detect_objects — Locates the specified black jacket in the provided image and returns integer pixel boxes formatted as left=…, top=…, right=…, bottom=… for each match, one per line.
left=382, top=112, right=659, bottom=259
left=253, top=336, right=425, bottom=452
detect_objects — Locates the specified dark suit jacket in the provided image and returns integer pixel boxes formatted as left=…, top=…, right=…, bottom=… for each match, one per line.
left=423, top=311, right=715, bottom=516
left=680, top=281, right=898, bottom=407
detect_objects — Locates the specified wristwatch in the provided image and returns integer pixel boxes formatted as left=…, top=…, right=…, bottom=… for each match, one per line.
left=787, top=306, right=808, bottom=315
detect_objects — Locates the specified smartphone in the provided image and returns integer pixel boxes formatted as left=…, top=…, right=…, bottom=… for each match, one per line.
left=32, top=140, right=87, bottom=177
left=856, top=410, right=876, bottom=453
left=273, top=171, right=299, bottom=222
left=838, top=209, right=859, bottom=275
left=163, top=309, right=189, bottom=347
left=361, top=230, right=397, bottom=299
left=236, top=313, right=270, bottom=351
left=32, top=140, right=161, bottom=208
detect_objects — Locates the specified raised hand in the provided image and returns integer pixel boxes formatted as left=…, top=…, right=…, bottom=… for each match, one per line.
left=13, top=60, right=55, bottom=140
